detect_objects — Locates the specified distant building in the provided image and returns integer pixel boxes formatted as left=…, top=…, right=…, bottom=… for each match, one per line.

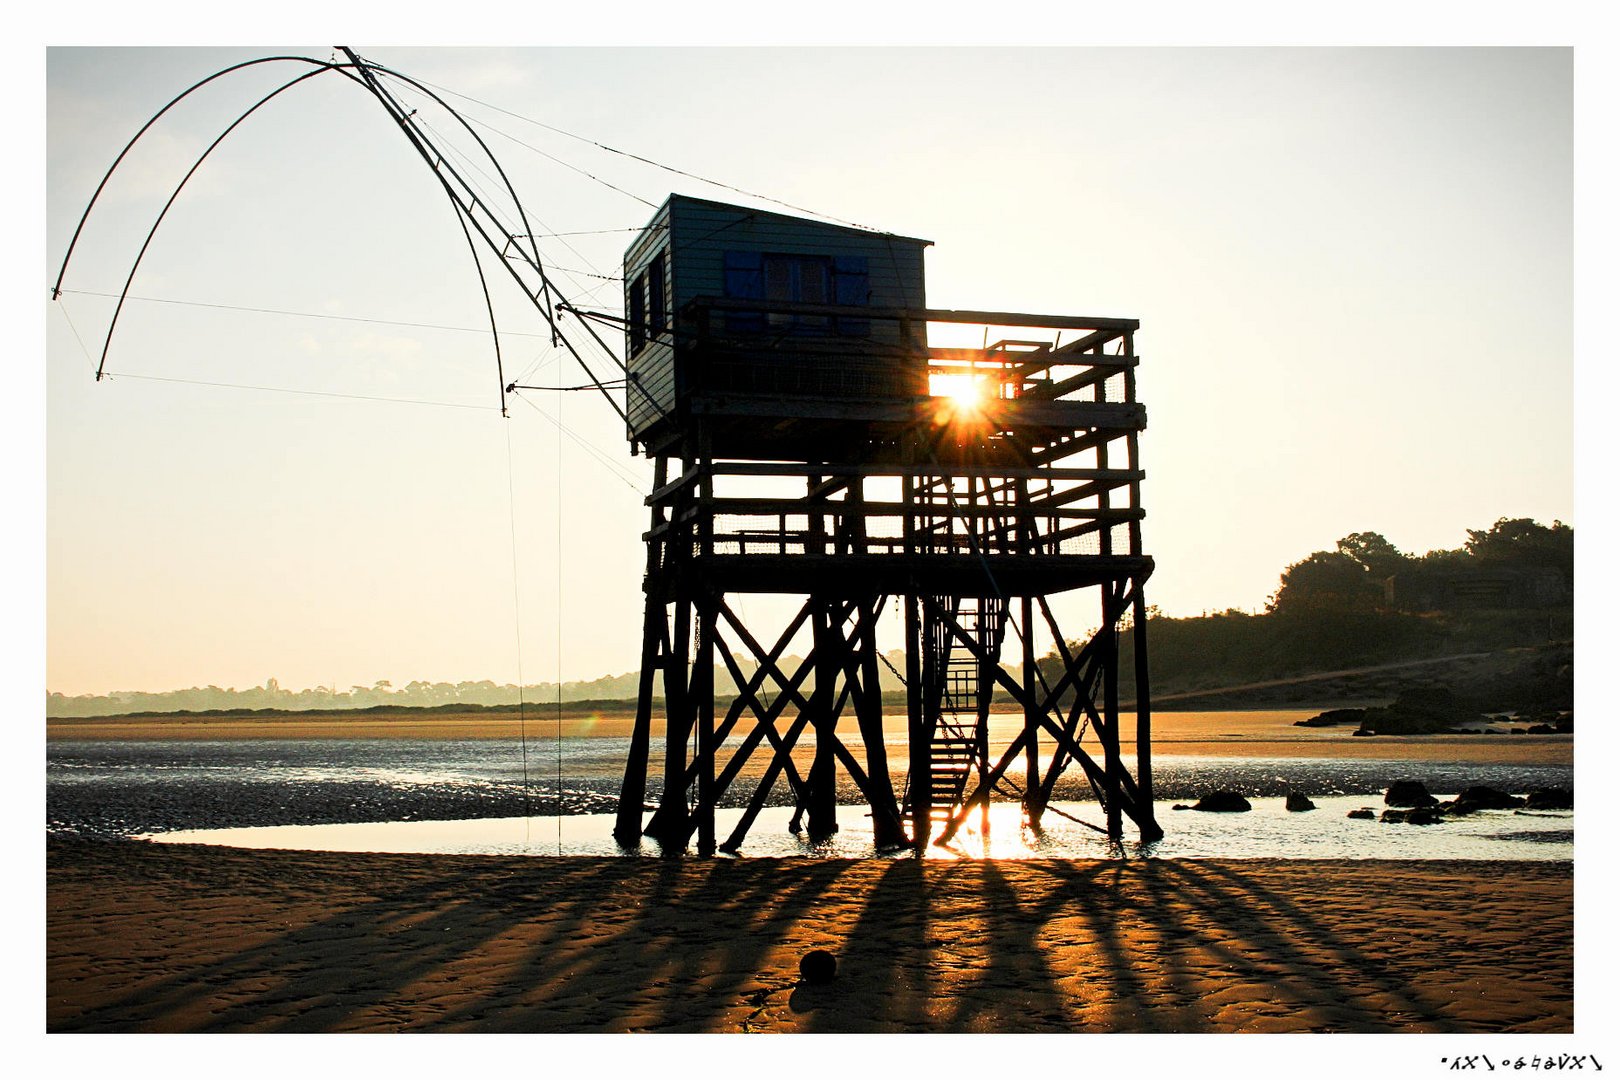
left=1384, top=566, right=1570, bottom=612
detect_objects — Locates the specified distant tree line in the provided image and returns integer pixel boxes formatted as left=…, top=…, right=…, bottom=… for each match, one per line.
left=1077, top=517, right=1574, bottom=697
left=1267, top=518, right=1572, bottom=615
left=47, top=653, right=915, bottom=719
left=47, top=672, right=645, bottom=719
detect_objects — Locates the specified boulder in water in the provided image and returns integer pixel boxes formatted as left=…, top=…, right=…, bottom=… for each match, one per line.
left=1385, top=780, right=1439, bottom=807
left=1356, top=688, right=1485, bottom=735
left=1444, top=786, right=1526, bottom=815
left=1524, top=787, right=1573, bottom=810
left=1347, top=808, right=1376, bottom=820
left=1295, top=708, right=1366, bottom=728
left=1285, top=792, right=1316, bottom=812
left=1192, top=791, right=1251, bottom=813
left=1381, top=806, right=1446, bottom=825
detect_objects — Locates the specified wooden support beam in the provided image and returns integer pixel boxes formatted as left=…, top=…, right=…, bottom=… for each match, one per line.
left=710, top=461, right=1144, bottom=483
left=719, top=710, right=814, bottom=853
left=687, top=295, right=1138, bottom=333
left=850, top=594, right=906, bottom=847
left=1027, top=475, right=1143, bottom=510
left=923, top=586, right=1154, bottom=838
left=688, top=394, right=1144, bottom=432
left=1022, top=358, right=1139, bottom=401
left=1021, top=596, right=1041, bottom=823
left=692, top=496, right=1146, bottom=522
left=645, top=462, right=702, bottom=506
left=695, top=598, right=717, bottom=855
left=1132, top=585, right=1161, bottom=841
left=808, top=600, right=840, bottom=838
left=645, top=591, right=693, bottom=846
left=613, top=594, right=667, bottom=844
left=708, top=623, right=815, bottom=805
left=1012, top=327, right=1132, bottom=374
left=1101, top=581, right=1123, bottom=839
left=709, top=597, right=868, bottom=851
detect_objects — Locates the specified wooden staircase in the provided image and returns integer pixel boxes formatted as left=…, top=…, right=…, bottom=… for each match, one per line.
left=904, top=596, right=1006, bottom=832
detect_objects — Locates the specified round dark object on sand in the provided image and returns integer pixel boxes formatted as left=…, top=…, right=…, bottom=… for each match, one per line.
left=800, top=949, right=837, bottom=984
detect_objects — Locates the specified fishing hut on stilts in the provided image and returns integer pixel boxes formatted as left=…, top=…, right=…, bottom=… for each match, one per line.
left=609, top=195, right=1162, bottom=854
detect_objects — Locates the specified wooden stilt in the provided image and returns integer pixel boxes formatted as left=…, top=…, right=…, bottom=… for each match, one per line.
left=854, top=599, right=906, bottom=847
left=695, top=597, right=717, bottom=856
left=613, top=595, right=664, bottom=844
left=904, top=589, right=929, bottom=849
left=1101, top=581, right=1123, bottom=840
left=1021, top=595, right=1041, bottom=826
left=807, top=599, right=839, bottom=838
left=646, top=590, right=691, bottom=846
left=1132, top=582, right=1162, bottom=842
left=614, top=454, right=672, bottom=845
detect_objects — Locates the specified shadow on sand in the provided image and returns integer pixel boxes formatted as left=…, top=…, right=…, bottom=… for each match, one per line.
left=47, top=840, right=1571, bottom=1033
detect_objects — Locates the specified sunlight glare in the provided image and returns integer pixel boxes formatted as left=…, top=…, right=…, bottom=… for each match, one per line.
left=930, top=373, right=988, bottom=410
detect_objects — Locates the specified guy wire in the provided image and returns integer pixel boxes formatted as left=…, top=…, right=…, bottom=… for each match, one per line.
left=503, top=421, right=532, bottom=833
left=555, top=378, right=564, bottom=855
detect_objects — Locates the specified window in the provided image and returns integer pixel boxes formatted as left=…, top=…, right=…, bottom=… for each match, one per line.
left=648, top=254, right=666, bottom=337
left=722, top=251, right=869, bottom=335
left=831, top=256, right=870, bottom=337
left=627, top=270, right=646, bottom=355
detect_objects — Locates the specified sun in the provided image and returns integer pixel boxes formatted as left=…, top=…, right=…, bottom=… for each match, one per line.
left=929, top=373, right=989, bottom=410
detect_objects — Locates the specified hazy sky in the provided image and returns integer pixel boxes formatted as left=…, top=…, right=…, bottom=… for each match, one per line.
left=44, top=46, right=1574, bottom=696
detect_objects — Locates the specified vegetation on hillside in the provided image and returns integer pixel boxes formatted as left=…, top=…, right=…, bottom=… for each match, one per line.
left=1090, top=518, right=1573, bottom=699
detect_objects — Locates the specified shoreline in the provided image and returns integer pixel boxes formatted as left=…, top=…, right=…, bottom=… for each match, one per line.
left=44, top=708, right=1575, bottom=766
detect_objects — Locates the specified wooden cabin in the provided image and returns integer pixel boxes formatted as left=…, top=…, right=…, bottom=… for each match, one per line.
left=623, top=194, right=932, bottom=459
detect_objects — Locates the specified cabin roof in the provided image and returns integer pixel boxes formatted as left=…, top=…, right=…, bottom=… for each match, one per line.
left=632, top=193, right=934, bottom=250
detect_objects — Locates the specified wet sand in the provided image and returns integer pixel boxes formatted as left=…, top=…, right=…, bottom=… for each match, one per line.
left=46, top=708, right=1576, bottom=1033
left=47, top=838, right=1571, bottom=1033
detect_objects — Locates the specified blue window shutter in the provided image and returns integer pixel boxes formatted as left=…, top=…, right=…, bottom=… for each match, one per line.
left=832, top=255, right=870, bottom=337
left=723, top=251, right=764, bottom=332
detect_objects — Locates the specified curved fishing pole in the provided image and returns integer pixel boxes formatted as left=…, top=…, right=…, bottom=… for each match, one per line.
left=345, top=53, right=546, bottom=279
left=56, top=48, right=623, bottom=418
left=449, top=196, right=508, bottom=416
left=52, top=55, right=346, bottom=303
left=55, top=54, right=514, bottom=411
left=84, top=62, right=366, bottom=382
left=338, top=49, right=628, bottom=422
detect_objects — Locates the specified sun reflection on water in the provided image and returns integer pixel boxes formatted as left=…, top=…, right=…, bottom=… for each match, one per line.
left=142, top=794, right=1572, bottom=862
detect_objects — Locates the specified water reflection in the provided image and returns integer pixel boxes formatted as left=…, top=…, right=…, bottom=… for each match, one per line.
left=144, top=795, right=1572, bottom=862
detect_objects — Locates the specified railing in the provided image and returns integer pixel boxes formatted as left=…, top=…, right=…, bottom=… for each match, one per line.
left=680, top=297, right=1139, bottom=405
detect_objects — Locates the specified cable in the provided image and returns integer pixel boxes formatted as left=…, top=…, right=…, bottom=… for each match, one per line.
left=555, top=379, right=565, bottom=855
left=53, top=299, right=98, bottom=367
left=520, top=226, right=666, bottom=239
left=508, top=380, right=626, bottom=392
left=97, top=371, right=498, bottom=410
left=504, top=422, right=532, bottom=830
left=457, top=110, right=659, bottom=210
left=510, top=390, right=645, bottom=496
left=55, top=287, right=557, bottom=339
left=419, top=76, right=882, bottom=232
